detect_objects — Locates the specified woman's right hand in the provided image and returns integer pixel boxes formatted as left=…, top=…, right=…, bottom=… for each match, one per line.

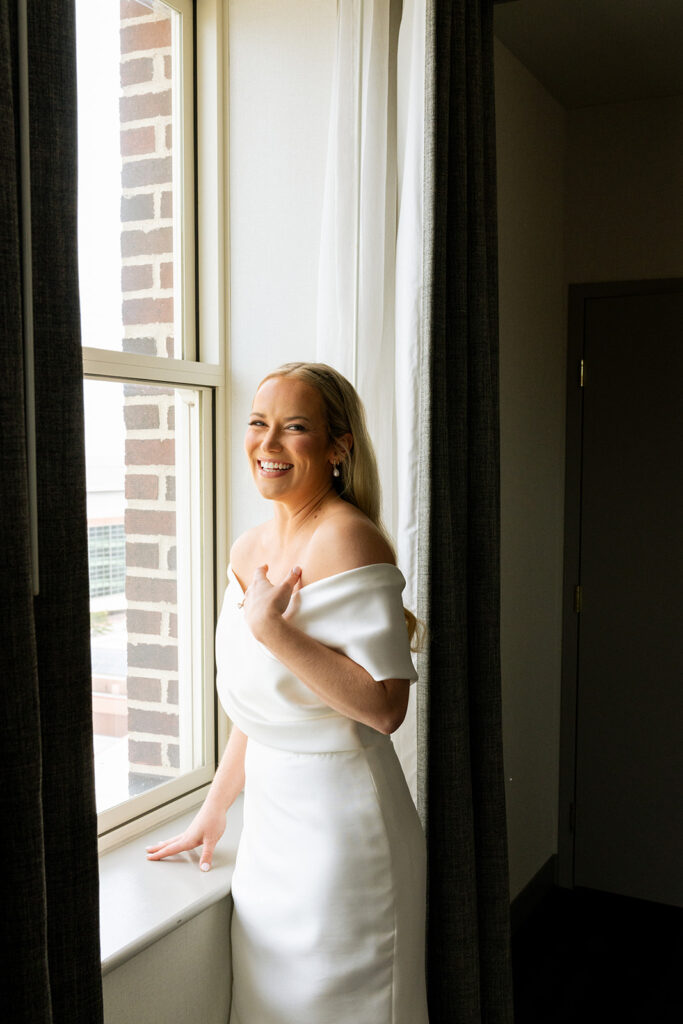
left=145, top=801, right=227, bottom=872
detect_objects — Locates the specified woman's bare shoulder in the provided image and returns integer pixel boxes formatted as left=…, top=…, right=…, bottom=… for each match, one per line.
left=304, top=504, right=395, bottom=584
left=230, top=524, right=267, bottom=582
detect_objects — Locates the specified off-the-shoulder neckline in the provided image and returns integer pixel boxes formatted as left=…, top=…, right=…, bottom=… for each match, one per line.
left=227, top=561, right=403, bottom=598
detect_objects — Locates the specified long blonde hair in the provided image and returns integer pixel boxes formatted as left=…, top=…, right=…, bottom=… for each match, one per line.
left=260, top=362, right=421, bottom=650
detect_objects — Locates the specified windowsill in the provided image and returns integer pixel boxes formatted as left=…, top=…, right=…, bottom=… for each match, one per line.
left=99, top=795, right=243, bottom=975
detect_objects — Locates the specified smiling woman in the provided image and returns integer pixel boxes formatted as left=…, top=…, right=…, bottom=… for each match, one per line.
left=243, top=373, right=350, bottom=529
left=147, top=362, right=428, bottom=1024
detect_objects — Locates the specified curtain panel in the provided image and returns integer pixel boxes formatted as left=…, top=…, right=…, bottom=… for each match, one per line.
left=316, top=0, right=427, bottom=796
left=417, top=0, right=513, bottom=1021
left=0, top=2, right=103, bottom=1021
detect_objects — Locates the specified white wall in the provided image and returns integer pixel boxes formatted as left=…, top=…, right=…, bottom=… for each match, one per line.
left=102, top=900, right=232, bottom=1024
left=494, top=39, right=568, bottom=901
left=227, top=0, right=336, bottom=542
left=566, top=95, right=683, bottom=283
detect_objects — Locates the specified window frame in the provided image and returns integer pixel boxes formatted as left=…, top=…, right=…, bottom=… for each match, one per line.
left=79, top=0, right=230, bottom=852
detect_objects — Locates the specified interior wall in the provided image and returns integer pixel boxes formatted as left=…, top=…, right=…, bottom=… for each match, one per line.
left=566, top=94, right=683, bottom=283
left=495, top=40, right=683, bottom=902
left=494, top=38, right=568, bottom=901
left=227, top=0, right=336, bottom=541
left=102, top=900, right=232, bottom=1024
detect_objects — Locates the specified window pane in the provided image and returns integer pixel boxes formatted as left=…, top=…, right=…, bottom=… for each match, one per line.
left=76, top=0, right=188, bottom=358
left=85, top=379, right=205, bottom=812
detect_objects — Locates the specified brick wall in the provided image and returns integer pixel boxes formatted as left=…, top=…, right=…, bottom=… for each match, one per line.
left=120, top=0, right=175, bottom=360
left=120, top=0, right=181, bottom=793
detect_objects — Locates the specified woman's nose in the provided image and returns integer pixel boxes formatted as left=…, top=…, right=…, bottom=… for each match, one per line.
left=262, top=428, right=282, bottom=451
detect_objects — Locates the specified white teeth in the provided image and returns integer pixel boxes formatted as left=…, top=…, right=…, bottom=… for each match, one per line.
left=260, top=460, right=293, bottom=471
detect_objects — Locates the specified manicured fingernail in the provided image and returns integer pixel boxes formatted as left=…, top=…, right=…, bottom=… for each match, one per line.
left=292, top=565, right=301, bottom=575
left=201, top=863, right=211, bottom=872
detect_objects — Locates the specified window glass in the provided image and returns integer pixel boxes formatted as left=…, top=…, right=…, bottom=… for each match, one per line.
left=76, top=0, right=189, bottom=359
left=84, top=379, right=205, bottom=813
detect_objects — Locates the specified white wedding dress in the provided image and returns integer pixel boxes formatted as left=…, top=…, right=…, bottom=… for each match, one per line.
left=215, top=562, right=429, bottom=1024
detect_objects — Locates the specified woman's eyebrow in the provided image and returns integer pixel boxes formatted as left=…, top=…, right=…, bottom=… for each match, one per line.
left=249, top=412, right=312, bottom=423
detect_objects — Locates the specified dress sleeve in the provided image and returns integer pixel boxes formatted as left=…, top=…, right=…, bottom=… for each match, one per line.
left=290, top=564, right=418, bottom=683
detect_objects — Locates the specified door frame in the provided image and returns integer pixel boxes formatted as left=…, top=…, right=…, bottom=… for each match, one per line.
left=557, top=277, right=683, bottom=888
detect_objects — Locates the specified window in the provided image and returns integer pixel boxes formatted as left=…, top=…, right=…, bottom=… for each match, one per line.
left=76, top=0, right=227, bottom=846
left=88, top=523, right=126, bottom=598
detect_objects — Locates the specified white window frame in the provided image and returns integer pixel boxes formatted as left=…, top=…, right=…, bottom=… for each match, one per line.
left=83, top=0, right=230, bottom=852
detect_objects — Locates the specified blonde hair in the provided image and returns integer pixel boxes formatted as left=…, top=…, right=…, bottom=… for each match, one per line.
left=260, top=362, right=422, bottom=650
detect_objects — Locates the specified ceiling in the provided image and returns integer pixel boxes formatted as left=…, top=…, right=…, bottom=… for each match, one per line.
left=493, top=0, right=683, bottom=109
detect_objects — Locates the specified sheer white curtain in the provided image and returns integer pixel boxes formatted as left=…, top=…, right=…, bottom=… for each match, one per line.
left=316, top=0, right=425, bottom=795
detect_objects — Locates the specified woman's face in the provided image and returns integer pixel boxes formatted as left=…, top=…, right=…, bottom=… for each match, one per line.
left=245, top=376, right=338, bottom=504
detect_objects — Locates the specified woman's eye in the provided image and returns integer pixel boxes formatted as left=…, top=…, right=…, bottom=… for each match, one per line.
left=287, top=424, right=305, bottom=431
left=248, top=419, right=266, bottom=427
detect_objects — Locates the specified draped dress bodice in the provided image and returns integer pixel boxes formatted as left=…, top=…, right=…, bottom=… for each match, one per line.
left=215, top=562, right=418, bottom=753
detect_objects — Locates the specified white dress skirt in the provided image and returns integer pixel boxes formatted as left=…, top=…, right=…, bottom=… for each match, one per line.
left=215, top=563, right=429, bottom=1024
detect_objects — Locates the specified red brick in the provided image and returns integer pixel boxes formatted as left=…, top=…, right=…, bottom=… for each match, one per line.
left=123, top=337, right=157, bottom=356
left=160, top=261, right=173, bottom=289
left=127, top=609, right=162, bottom=635
left=125, top=438, right=175, bottom=465
left=126, top=540, right=160, bottom=567
left=168, top=613, right=177, bottom=639
left=124, top=404, right=160, bottom=430
left=121, top=263, right=153, bottom=292
left=120, top=56, right=154, bottom=87
left=122, top=297, right=174, bottom=325
left=165, top=123, right=172, bottom=150
left=121, top=227, right=173, bottom=258
left=128, top=676, right=162, bottom=702
left=165, top=336, right=175, bottom=357
left=121, top=126, right=156, bottom=157
left=168, top=743, right=180, bottom=769
left=128, top=739, right=161, bottom=766
left=125, top=508, right=176, bottom=538
left=121, top=193, right=154, bottom=222
left=120, top=1, right=151, bottom=18
left=120, top=21, right=172, bottom=57
left=126, top=575, right=177, bottom=604
left=167, top=546, right=177, bottom=570
left=120, top=90, right=172, bottom=124
left=128, top=643, right=178, bottom=672
left=126, top=472, right=160, bottom=499
left=167, top=404, right=175, bottom=429
left=165, top=475, right=176, bottom=501
left=167, top=678, right=178, bottom=704
left=160, top=190, right=173, bottom=218
left=129, top=708, right=179, bottom=737
left=164, top=54, right=172, bottom=79
left=122, top=156, right=172, bottom=190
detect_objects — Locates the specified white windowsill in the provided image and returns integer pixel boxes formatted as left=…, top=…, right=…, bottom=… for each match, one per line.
left=99, top=795, right=243, bottom=975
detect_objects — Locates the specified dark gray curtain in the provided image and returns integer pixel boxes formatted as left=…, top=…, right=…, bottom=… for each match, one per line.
left=0, top=2, right=103, bottom=1021
left=417, top=0, right=513, bottom=1021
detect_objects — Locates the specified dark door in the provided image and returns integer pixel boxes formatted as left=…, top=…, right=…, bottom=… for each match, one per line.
left=571, top=287, right=683, bottom=906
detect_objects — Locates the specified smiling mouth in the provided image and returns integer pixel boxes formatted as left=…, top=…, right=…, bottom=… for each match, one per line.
left=258, top=460, right=293, bottom=474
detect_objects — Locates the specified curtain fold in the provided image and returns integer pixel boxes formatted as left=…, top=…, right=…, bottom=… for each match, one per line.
left=316, top=0, right=401, bottom=525
left=417, top=0, right=513, bottom=1020
left=0, top=2, right=103, bottom=1021
left=317, top=0, right=427, bottom=793
left=392, top=0, right=425, bottom=795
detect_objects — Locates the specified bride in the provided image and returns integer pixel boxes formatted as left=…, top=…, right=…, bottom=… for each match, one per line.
left=147, top=362, right=429, bottom=1024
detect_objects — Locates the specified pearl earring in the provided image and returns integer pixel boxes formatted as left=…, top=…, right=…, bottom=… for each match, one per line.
left=333, top=463, right=340, bottom=478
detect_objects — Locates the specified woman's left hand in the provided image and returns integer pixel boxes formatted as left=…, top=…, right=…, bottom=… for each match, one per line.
left=243, top=564, right=302, bottom=643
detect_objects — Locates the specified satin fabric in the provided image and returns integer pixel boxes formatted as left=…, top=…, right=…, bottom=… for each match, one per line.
left=216, top=564, right=429, bottom=1023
